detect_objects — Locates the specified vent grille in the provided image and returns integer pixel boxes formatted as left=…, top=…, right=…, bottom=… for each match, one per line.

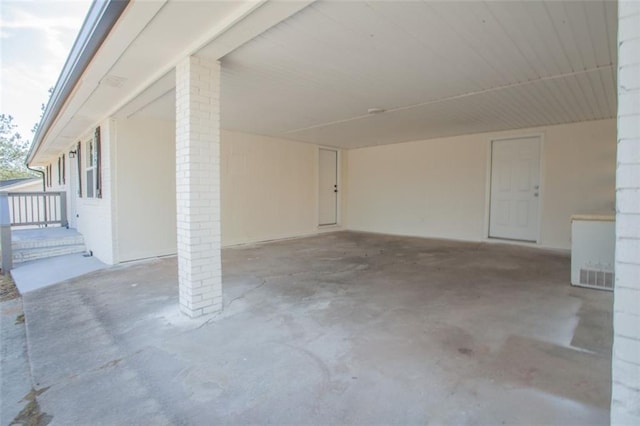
left=576, top=268, right=614, bottom=291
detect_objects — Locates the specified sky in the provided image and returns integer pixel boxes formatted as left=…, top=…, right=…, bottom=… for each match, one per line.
left=1, top=0, right=91, bottom=140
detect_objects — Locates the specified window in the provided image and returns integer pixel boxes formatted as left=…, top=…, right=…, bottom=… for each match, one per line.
left=84, top=127, right=101, bottom=198
left=86, top=138, right=96, bottom=198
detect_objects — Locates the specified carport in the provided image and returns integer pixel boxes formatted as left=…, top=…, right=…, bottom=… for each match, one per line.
left=24, top=1, right=640, bottom=422
left=108, top=1, right=620, bottom=317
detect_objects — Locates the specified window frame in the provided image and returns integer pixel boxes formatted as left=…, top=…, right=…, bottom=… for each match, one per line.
left=83, top=127, right=102, bottom=198
left=85, top=137, right=96, bottom=198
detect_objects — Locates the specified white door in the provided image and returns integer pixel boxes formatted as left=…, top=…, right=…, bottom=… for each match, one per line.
left=489, top=137, right=541, bottom=242
left=319, top=149, right=338, bottom=226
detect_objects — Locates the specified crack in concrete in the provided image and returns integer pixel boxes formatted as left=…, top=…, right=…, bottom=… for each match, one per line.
left=225, top=279, right=268, bottom=310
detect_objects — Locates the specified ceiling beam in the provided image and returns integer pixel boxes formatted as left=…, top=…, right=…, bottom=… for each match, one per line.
left=109, top=0, right=315, bottom=127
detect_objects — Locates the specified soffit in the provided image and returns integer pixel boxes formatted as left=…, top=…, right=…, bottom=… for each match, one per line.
left=32, top=0, right=311, bottom=165
left=215, top=0, right=617, bottom=148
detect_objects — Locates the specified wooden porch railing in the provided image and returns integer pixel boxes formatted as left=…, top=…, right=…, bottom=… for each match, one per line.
left=3, top=191, right=68, bottom=227
left=0, top=191, right=68, bottom=272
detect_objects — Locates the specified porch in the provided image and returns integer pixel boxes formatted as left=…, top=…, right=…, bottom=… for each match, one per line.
left=1, top=191, right=78, bottom=270
left=15, top=232, right=612, bottom=424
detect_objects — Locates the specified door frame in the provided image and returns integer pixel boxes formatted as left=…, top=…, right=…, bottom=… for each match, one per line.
left=317, top=146, right=341, bottom=228
left=483, top=133, right=545, bottom=245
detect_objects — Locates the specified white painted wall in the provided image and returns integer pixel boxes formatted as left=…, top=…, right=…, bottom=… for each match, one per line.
left=114, top=117, right=177, bottom=263
left=106, top=125, right=330, bottom=262
left=44, top=117, right=613, bottom=263
left=347, top=119, right=616, bottom=251
left=221, top=130, right=320, bottom=246
left=75, top=119, right=116, bottom=264
left=541, top=120, right=616, bottom=249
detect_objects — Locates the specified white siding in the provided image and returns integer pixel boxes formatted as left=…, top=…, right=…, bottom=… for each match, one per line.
left=108, top=125, right=330, bottom=263
left=114, top=117, right=177, bottom=263
left=347, top=119, right=616, bottom=250
left=221, top=130, right=322, bottom=246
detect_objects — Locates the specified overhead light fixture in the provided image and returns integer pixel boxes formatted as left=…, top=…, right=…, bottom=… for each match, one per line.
left=69, top=150, right=77, bottom=158
left=367, top=107, right=386, bottom=115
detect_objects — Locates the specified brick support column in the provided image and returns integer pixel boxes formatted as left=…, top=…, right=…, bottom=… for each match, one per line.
left=612, top=2, right=640, bottom=424
left=175, top=56, right=222, bottom=318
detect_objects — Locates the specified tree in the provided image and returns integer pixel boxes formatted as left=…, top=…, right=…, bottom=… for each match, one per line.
left=31, top=87, right=54, bottom=135
left=0, top=114, right=37, bottom=180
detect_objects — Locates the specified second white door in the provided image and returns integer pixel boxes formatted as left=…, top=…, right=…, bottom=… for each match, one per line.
left=489, top=137, right=541, bottom=242
left=319, top=149, right=338, bottom=226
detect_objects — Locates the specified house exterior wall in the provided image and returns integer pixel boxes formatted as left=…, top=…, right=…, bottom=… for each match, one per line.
left=38, top=117, right=614, bottom=262
left=75, top=118, right=116, bottom=264
left=114, top=117, right=177, bottom=263
left=612, top=2, right=640, bottom=424
left=221, top=130, right=322, bottom=246
left=347, top=119, right=616, bottom=251
left=39, top=123, right=115, bottom=256
left=104, top=124, right=328, bottom=263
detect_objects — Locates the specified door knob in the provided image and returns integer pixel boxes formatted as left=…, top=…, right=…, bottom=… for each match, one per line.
left=534, top=192, right=539, bottom=197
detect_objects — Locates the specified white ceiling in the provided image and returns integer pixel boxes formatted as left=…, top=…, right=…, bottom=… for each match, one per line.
left=35, top=0, right=619, bottom=164
left=189, top=0, right=614, bottom=149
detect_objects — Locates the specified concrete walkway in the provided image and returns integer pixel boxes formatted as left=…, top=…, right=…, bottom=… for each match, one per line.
left=0, top=297, right=34, bottom=425
left=7, top=232, right=613, bottom=424
left=11, top=253, right=106, bottom=294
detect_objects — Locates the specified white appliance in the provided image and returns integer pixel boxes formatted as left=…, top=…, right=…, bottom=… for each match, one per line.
left=571, top=214, right=615, bottom=291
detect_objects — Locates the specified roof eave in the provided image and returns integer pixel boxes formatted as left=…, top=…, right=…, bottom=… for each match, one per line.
left=27, top=0, right=129, bottom=165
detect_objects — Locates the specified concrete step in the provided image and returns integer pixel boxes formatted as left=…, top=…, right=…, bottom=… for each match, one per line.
left=9, top=228, right=87, bottom=264
left=12, top=233, right=85, bottom=251
left=12, top=243, right=86, bottom=263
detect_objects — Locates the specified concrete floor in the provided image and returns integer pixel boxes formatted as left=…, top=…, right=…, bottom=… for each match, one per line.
left=1, top=298, right=33, bottom=425
left=15, top=231, right=612, bottom=425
